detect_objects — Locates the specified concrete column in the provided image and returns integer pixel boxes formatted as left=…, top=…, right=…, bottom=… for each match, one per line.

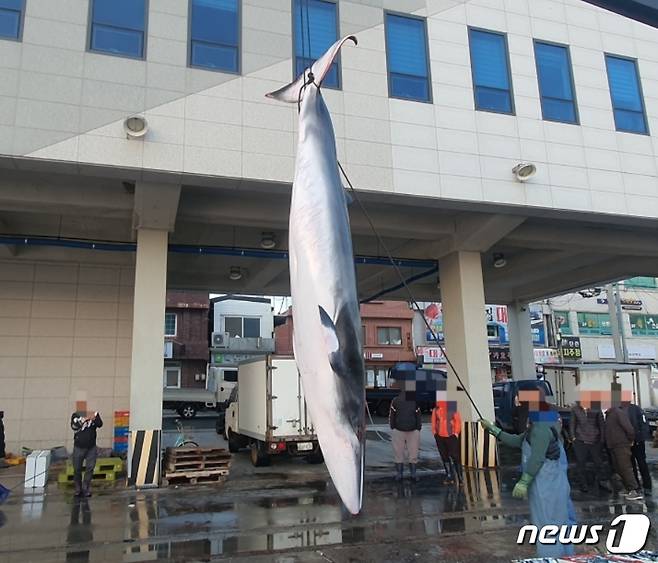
left=507, top=301, right=535, bottom=379
left=440, top=251, right=494, bottom=422
left=129, top=228, right=168, bottom=431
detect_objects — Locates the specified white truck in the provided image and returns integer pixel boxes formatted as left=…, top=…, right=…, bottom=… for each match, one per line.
left=542, top=362, right=654, bottom=409
left=224, top=356, right=322, bottom=467
left=162, top=366, right=238, bottom=418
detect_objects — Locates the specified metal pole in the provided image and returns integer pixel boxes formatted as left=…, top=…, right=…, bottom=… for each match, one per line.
left=607, top=284, right=623, bottom=362
left=615, top=282, right=628, bottom=363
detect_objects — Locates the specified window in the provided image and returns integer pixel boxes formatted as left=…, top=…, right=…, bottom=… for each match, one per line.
left=385, top=13, right=431, bottom=102
left=189, top=0, right=239, bottom=73
left=625, top=277, right=657, bottom=288
left=487, top=324, right=499, bottom=339
left=605, top=54, right=648, bottom=134
left=0, top=0, right=23, bottom=40
left=577, top=312, right=611, bottom=335
left=534, top=41, right=578, bottom=124
left=377, top=327, right=402, bottom=346
left=89, top=0, right=147, bottom=59
left=164, top=366, right=181, bottom=388
left=243, top=318, right=260, bottom=338
left=164, top=312, right=177, bottom=337
left=469, top=28, right=514, bottom=114
left=554, top=311, right=572, bottom=336
left=223, top=369, right=238, bottom=383
left=630, top=314, right=658, bottom=337
left=294, top=0, right=339, bottom=88
left=224, top=316, right=260, bottom=338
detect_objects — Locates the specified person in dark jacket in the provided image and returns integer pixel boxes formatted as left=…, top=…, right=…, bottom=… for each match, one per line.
left=622, top=392, right=652, bottom=494
left=604, top=388, right=642, bottom=500
left=569, top=390, right=606, bottom=492
left=389, top=388, right=422, bottom=482
left=0, top=410, right=6, bottom=460
left=70, top=411, right=103, bottom=497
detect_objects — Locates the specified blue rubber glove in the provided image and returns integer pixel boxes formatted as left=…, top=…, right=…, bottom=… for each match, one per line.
left=512, top=473, right=533, bottom=500
left=480, top=418, right=501, bottom=438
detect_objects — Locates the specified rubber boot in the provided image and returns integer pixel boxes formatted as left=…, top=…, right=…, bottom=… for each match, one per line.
left=410, top=463, right=419, bottom=482
left=444, top=461, right=454, bottom=484
left=454, top=462, right=464, bottom=487
left=394, top=463, right=403, bottom=481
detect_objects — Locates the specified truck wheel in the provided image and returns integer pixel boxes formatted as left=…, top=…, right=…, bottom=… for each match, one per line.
left=306, top=448, right=324, bottom=464
left=178, top=405, right=197, bottom=419
left=376, top=400, right=390, bottom=418
left=227, top=430, right=241, bottom=453
left=250, top=442, right=270, bottom=467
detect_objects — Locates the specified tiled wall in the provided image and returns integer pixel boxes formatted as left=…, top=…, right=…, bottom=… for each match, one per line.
left=0, top=260, right=134, bottom=453
left=2, top=0, right=658, bottom=217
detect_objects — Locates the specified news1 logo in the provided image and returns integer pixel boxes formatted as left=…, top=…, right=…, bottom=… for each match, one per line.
left=517, top=514, right=651, bottom=554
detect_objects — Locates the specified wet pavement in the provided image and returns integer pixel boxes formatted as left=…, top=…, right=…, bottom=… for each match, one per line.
left=1, top=427, right=657, bottom=562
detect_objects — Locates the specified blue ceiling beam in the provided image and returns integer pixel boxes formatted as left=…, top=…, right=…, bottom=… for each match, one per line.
left=581, top=0, right=658, bottom=28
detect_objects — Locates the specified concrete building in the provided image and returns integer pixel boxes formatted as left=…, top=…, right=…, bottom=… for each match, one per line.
left=2, top=0, right=658, bottom=468
left=545, top=276, right=658, bottom=363
left=275, top=301, right=416, bottom=386
left=210, top=295, right=275, bottom=369
left=164, top=290, right=209, bottom=389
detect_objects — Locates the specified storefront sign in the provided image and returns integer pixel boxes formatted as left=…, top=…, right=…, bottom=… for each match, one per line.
left=534, top=348, right=561, bottom=364
left=596, top=297, right=643, bottom=310
left=212, top=353, right=254, bottom=365
left=370, top=352, right=384, bottom=359
left=416, top=346, right=445, bottom=364
left=561, top=337, right=583, bottom=361
left=489, top=347, right=511, bottom=364
left=598, top=343, right=656, bottom=360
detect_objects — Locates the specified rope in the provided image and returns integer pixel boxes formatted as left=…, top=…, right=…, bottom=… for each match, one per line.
left=337, top=161, right=484, bottom=420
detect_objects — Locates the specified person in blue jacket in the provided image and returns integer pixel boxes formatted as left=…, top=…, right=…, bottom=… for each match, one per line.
left=480, top=389, right=575, bottom=558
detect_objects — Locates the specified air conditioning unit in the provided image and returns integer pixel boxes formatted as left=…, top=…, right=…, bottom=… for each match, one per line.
left=212, top=332, right=230, bottom=348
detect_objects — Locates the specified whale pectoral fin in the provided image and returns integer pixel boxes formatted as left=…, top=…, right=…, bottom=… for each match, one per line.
left=265, top=73, right=307, bottom=104
left=319, top=306, right=340, bottom=354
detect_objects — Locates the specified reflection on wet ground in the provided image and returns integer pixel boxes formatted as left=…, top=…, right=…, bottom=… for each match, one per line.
left=1, top=452, right=657, bottom=562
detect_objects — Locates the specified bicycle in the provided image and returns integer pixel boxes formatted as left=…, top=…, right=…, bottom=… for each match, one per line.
left=173, top=418, right=199, bottom=448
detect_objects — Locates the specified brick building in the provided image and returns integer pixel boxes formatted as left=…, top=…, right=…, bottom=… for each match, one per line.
left=164, top=291, right=210, bottom=389
left=274, top=301, right=415, bottom=388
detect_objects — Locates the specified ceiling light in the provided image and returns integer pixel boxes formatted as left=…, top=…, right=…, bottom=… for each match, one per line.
left=260, top=232, right=276, bottom=249
left=229, top=266, right=243, bottom=281
left=493, top=253, right=507, bottom=269
left=124, top=115, right=148, bottom=139
left=512, top=162, right=537, bottom=182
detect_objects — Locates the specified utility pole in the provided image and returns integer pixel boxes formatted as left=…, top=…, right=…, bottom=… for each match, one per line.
left=607, top=283, right=628, bottom=363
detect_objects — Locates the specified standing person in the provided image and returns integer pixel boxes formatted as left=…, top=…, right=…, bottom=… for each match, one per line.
left=70, top=411, right=103, bottom=497
left=622, top=391, right=652, bottom=495
left=0, top=410, right=5, bottom=460
left=569, top=390, right=606, bottom=493
left=480, top=389, right=576, bottom=558
left=511, top=393, right=529, bottom=434
left=389, top=388, right=422, bottom=482
left=431, top=395, right=463, bottom=485
left=604, top=388, right=642, bottom=500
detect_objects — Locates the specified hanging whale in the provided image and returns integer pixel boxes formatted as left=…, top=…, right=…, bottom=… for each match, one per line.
left=266, top=36, right=365, bottom=515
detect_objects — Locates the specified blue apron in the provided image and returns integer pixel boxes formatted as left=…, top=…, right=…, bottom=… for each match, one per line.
left=522, top=437, right=576, bottom=557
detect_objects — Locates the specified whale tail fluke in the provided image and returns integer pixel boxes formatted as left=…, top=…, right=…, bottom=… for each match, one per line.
left=266, top=35, right=357, bottom=103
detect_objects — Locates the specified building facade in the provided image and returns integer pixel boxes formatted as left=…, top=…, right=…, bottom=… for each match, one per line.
left=2, top=0, right=658, bottom=458
left=164, top=290, right=209, bottom=389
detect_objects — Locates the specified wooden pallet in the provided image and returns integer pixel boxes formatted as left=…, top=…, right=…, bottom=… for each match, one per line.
left=164, top=469, right=229, bottom=485
left=163, top=447, right=231, bottom=486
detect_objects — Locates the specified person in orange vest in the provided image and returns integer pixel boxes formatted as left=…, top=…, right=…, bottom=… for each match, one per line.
left=432, top=392, right=463, bottom=485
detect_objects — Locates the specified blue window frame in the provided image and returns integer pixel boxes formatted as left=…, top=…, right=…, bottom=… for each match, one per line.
left=0, top=0, right=24, bottom=40
left=385, top=13, right=431, bottom=102
left=190, top=0, right=240, bottom=73
left=293, top=0, right=339, bottom=88
left=89, top=0, right=147, bottom=59
left=605, top=54, right=648, bottom=135
left=469, top=28, right=514, bottom=114
left=534, top=41, right=578, bottom=124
